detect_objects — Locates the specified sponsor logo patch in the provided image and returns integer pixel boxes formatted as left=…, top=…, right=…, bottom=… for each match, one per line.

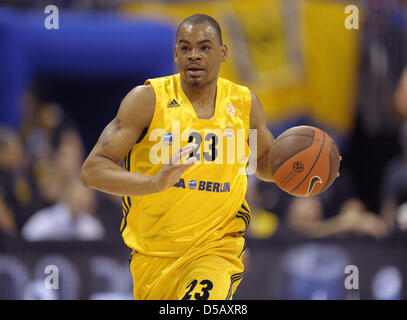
left=226, top=103, right=236, bottom=116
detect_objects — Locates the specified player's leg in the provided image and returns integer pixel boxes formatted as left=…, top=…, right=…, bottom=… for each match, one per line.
left=177, top=253, right=245, bottom=300
left=129, top=251, right=178, bottom=299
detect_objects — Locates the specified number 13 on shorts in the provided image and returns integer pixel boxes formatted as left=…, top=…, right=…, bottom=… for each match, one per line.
left=181, top=279, right=214, bottom=300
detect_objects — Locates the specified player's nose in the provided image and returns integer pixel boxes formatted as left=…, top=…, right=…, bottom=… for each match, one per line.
left=188, top=48, right=202, bottom=60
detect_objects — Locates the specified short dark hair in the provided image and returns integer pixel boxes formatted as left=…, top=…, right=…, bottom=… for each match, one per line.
left=176, top=14, right=223, bottom=44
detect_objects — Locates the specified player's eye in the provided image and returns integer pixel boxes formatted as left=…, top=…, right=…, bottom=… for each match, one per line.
left=181, top=46, right=189, bottom=52
left=201, top=46, right=210, bottom=51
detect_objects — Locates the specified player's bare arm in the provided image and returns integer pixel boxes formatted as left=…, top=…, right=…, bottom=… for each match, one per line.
left=81, top=85, right=196, bottom=196
left=249, top=91, right=275, bottom=182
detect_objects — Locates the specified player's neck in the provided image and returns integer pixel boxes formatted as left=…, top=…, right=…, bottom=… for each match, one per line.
left=180, top=77, right=217, bottom=106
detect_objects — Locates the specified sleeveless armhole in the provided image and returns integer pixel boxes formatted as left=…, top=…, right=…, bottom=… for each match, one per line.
left=136, top=80, right=161, bottom=145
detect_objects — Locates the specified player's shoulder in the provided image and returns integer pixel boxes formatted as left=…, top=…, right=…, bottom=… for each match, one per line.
left=124, top=73, right=179, bottom=110
left=145, top=73, right=178, bottom=87
left=117, top=84, right=155, bottom=126
left=122, top=84, right=156, bottom=113
left=127, top=84, right=155, bottom=101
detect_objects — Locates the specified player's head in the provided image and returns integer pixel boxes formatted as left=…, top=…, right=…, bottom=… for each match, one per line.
left=175, top=14, right=228, bottom=87
left=0, top=125, right=24, bottom=171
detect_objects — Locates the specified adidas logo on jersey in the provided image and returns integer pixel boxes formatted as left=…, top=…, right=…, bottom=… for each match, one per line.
left=167, top=99, right=180, bottom=108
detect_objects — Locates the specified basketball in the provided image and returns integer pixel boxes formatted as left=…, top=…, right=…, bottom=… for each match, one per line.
left=269, top=126, right=341, bottom=197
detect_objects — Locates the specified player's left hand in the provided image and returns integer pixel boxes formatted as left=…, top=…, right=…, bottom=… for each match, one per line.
left=150, top=143, right=198, bottom=193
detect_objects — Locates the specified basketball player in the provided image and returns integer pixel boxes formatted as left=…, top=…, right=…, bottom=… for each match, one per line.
left=81, top=14, right=275, bottom=300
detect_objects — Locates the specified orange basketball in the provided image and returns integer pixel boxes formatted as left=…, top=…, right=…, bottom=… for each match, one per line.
left=269, top=126, right=341, bottom=197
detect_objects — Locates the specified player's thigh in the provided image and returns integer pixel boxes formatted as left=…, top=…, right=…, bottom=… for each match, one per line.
left=178, top=254, right=243, bottom=300
left=130, top=252, right=178, bottom=300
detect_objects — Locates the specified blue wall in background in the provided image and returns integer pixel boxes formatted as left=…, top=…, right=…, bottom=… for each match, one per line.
left=0, top=8, right=176, bottom=127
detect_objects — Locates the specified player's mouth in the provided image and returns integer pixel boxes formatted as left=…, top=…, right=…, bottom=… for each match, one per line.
left=186, top=65, right=205, bottom=77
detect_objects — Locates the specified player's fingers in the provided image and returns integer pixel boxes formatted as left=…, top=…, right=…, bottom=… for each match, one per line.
left=181, top=156, right=197, bottom=168
left=179, top=147, right=195, bottom=162
left=170, top=143, right=197, bottom=164
left=172, top=156, right=197, bottom=171
left=177, top=158, right=197, bottom=175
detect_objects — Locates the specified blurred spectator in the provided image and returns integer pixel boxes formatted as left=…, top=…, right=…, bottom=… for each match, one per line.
left=270, top=196, right=388, bottom=239
left=0, top=125, right=40, bottom=232
left=20, top=85, right=66, bottom=165
left=18, top=93, right=100, bottom=241
left=248, top=182, right=389, bottom=240
left=52, top=127, right=85, bottom=186
left=0, top=193, right=18, bottom=237
left=19, top=86, right=82, bottom=207
left=272, top=243, right=350, bottom=300
left=284, top=197, right=323, bottom=238
left=19, top=92, right=123, bottom=239
left=380, top=122, right=407, bottom=230
left=22, top=179, right=105, bottom=241
left=394, top=66, right=407, bottom=119
left=50, top=127, right=122, bottom=237
left=306, top=198, right=389, bottom=239
left=36, top=163, right=63, bottom=209
left=245, top=175, right=287, bottom=239
left=94, top=193, right=123, bottom=241
left=30, top=126, right=85, bottom=207
left=348, top=0, right=407, bottom=215
left=357, top=0, right=407, bottom=136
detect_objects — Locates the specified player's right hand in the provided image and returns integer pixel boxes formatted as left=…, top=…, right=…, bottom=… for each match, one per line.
left=150, top=143, right=198, bottom=193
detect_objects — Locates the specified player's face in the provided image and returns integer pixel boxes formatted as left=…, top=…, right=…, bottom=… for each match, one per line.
left=175, top=23, right=227, bottom=87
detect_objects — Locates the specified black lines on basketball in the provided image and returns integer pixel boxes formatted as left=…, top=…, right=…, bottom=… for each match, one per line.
left=290, top=132, right=326, bottom=193
left=270, top=126, right=340, bottom=197
left=270, top=132, right=314, bottom=175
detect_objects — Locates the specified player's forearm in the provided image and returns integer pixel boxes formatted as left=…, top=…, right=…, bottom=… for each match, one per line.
left=254, top=147, right=274, bottom=182
left=81, top=155, right=156, bottom=196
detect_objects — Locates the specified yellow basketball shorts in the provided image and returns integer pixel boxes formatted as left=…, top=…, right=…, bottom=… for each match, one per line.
left=129, top=235, right=246, bottom=300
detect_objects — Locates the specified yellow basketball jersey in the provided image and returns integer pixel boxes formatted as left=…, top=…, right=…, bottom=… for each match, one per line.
left=121, top=73, right=252, bottom=257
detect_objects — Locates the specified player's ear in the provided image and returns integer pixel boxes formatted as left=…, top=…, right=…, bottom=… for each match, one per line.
left=220, top=44, right=228, bottom=62
left=174, top=45, right=179, bottom=64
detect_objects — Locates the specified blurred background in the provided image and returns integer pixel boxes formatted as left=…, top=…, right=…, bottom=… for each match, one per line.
left=0, top=0, right=406, bottom=300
